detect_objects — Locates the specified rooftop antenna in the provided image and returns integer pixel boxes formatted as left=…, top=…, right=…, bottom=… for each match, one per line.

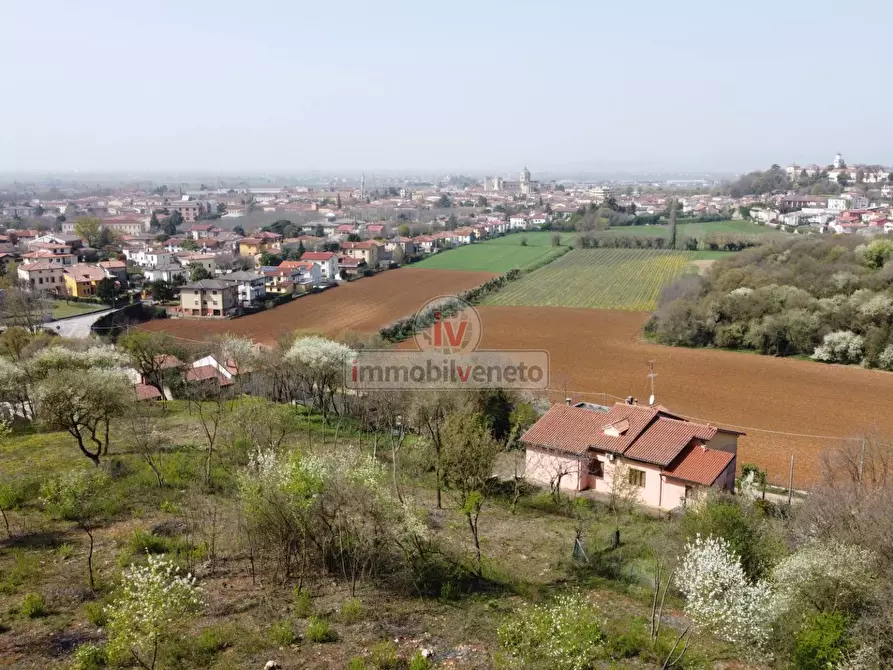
left=648, top=361, right=657, bottom=406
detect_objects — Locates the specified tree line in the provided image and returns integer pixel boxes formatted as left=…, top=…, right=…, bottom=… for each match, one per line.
left=647, top=236, right=893, bottom=368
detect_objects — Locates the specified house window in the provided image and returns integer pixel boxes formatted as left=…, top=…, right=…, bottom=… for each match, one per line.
left=628, top=468, right=646, bottom=488
left=588, top=458, right=603, bottom=478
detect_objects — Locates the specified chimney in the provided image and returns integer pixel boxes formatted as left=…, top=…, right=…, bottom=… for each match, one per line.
left=565, top=397, right=572, bottom=406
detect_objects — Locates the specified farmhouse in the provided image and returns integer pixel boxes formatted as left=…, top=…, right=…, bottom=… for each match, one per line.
left=522, top=400, right=742, bottom=511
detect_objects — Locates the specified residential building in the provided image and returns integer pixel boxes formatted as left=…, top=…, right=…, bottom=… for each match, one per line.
left=298, top=251, right=337, bottom=280
left=238, top=237, right=270, bottom=257
left=508, top=215, right=529, bottom=230
left=846, top=194, right=870, bottom=210
left=63, top=264, right=107, bottom=298
left=274, top=260, right=322, bottom=287
left=127, top=248, right=176, bottom=268
left=188, top=223, right=215, bottom=239
left=178, top=279, right=237, bottom=317
left=21, top=247, right=75, bottom=266
left=340, top=241, right=382, bottom=266
left=522, top=401, right=741, bottom=511
left=827, top=198, right=848, bottom=212
left=17, top=261, right=65, bottom=292
left=101, top=216, right=150, bottom=236
left=220, top=271, right=267, bottom=307
left=170, top=201, right=206, bottom=224
left=179, top=253, right=217, bottom=275
left=98, top=260, right=128, bottom=283
left=144, top=263, right=187, bottom=283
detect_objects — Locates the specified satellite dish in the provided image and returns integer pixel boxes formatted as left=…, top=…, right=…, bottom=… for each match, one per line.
left=649, top=394, right=655, bottom=406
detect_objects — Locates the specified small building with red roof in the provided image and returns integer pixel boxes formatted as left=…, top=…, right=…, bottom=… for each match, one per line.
left=522, top=400, right=742, bottom=511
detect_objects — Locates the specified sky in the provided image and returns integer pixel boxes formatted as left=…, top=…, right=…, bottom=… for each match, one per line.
left=3, top=0, right=892, bottom=175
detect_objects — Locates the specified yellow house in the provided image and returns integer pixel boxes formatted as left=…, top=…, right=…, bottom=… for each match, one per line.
left=238, top=237, right=269, bottom=257
left=64, top=264, right=107, bottom=298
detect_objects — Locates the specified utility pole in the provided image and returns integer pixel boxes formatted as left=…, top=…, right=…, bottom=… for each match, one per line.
left=648, top=361, right=657, bottom=406
left=858, top=438, right=866, bottom=486
left=787, top=454, right=795, bottom=506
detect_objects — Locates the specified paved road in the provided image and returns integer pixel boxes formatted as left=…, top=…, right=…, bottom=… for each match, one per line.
left=45, top=307, right=119, bottom=338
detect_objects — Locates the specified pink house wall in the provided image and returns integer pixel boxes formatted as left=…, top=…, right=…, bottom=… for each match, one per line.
left=525, top=447, right=738, bottom=512
left=524, top=448, right=584, bottom=492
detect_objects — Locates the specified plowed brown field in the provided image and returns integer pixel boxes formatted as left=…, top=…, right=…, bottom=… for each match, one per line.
left=139, top=268, right=496, bottom=344
left=471, top=306, right=893, bottom=487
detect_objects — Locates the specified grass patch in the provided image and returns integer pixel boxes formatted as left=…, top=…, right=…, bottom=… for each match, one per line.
left=339, top=597, right=363, bottom=623
left=369, top=640, right=399, bottom=668
left=598, top=219, right=789, bottom=240
left=483, top=248, right=691, bottom=311
left=21, top=592, right=47, bottom=618
left=293, top=586, right=313, bottom=617
left=268, top=619, right=298, bottom=646
left=306, top=615, right=337, bottom=643
left=50, top=301, right=108, bottom=320
left=414, top=232, right=570, bottom=273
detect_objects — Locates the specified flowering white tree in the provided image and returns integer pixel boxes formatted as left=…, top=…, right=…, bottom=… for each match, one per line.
left=676, top=535, right=772, bottom=651
left=36, top=367, right=133, bottom=465
left=771, top=541, right=876, bottom=621
left=105, top=555, right=202, bottom=670
left=812, top=331, right=864, bottom=364
left=285, top=336, right=355, bottom=418
left=497, top=593, right=606, bottom=670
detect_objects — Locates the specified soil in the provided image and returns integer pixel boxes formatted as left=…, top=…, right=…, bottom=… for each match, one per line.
left=469, top=306, right=893, bottom=487
left=139, top=268, right=496, bottom=344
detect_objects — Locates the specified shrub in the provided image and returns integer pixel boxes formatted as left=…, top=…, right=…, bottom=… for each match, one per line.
left=347, top=658, right=368, bottom=670
left=679, top=494, right=781, bottom=580
left=292, top=586, right=312, bottom=618
left=269, top=619, right=297, bottom=646
left=369, top=640, right=399, bottom=669
left=408, top=651, right=431, bottom=670
left=339, top=597, right=363, bottom=623
left=498, top=593, right=605, bottom=670
left=792, top=612, right=851, bottom=670
left=21, top=592, right=47, bottom=618
left=71, top=642, right=108, bottom=670
left=306, top=616, right=337, bottom=643
left=125, top=529, right=171, bottom=555
left=812, top=330, right=864, bottom=364
left=84, top=600, right=109, bottom=627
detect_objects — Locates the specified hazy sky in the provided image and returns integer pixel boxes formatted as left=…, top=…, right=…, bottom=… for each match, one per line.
left=3, top=0, right=891, bottom=174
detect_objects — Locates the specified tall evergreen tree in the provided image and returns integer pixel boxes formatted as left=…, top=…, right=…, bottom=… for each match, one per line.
left=669, top=199, right=678, bottom=250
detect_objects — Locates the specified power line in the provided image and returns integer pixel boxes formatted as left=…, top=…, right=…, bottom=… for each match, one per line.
left=549, top=387, right=892, bottom=445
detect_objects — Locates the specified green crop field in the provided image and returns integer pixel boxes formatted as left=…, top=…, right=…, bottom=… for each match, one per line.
left=482, top=248, right=692, bottom=311
left=596, top=220, right=789, bottom=240
left=413, top=232, right=573, bottom=273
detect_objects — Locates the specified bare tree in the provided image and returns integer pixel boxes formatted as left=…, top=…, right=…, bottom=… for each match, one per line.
left=608, top=461, right=641, bottom=547
left=410, top=391, right=465, bottom=509
left=119, top=331, right=183, bottom=405
left=441, top=409, right=502, bottom=576
left=0, top=287, right=51, bottom=334
left=123, top=409, right=166, bottom=487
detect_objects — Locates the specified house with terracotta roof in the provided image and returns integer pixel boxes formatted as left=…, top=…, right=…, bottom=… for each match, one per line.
left=63, top=264, right=107, bottom=298
left=522, top=401, right=742, bottom=511
left=300, top=251, right=337, bottom=281
left=17, top=261, right=65, bottom=292
left=340, top=240, right=383, bottom=267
